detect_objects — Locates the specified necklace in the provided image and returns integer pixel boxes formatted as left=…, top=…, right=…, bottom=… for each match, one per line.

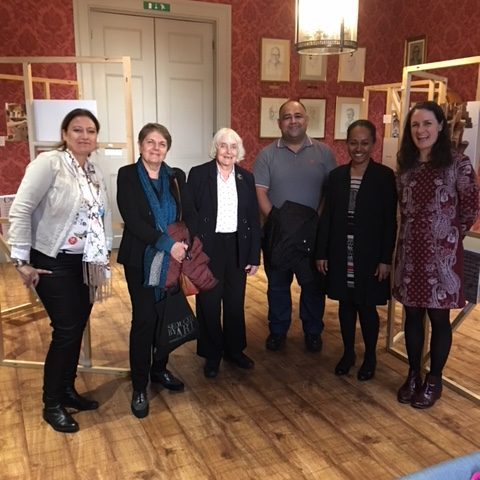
left=65, top=149, right=103, bottom=213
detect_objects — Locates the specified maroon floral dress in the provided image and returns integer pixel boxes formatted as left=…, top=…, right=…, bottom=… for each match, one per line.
left=393, top=153, right=479, bottom=309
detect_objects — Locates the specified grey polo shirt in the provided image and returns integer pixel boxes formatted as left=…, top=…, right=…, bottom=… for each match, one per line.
left=253, top=136, right=337, bottom=210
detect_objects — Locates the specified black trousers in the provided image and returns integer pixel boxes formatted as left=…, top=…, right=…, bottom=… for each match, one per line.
left=32, top=249, right=93, bottom=404
left=123, top=265, right=168, bottom=391
left=196, top=233, right=247, bottom=362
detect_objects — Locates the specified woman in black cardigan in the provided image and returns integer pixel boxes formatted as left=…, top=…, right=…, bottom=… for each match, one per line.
left=316, top=120, right=397, bottom=380
left=117, top=123, right=195, bottom=418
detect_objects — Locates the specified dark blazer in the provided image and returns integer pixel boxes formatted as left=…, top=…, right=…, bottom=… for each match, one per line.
left=187, top=159, right=261, bottom=268
left=316, top=160, right=397, bottom=305
left=116, top=162, right=196, bottom=268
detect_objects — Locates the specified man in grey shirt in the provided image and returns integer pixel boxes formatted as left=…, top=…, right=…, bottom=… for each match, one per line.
left=254, top=100, right=336, bottom=352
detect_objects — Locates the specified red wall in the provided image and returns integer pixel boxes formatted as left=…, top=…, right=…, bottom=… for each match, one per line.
left=1, top=0, right=479, bottom=195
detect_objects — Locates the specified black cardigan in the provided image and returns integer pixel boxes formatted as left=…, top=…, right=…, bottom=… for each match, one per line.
left=116, top=163, right=196, bottom=268
left=316, top=160, right=397, bottom=305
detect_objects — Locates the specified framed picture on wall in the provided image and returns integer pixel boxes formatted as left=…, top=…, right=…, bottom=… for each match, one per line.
left=260, top=38, right=290, bottom=82
left=338, top=47, right=366, bottom=82
left=260, top=97, right=288, bottom=138
left=404, top=35, right=426, bottom=66
left=334, top=97, right=364, bottom=140
left=299, top=55, right=327, bottom=81
left=300, top=98, right=326, bottom=138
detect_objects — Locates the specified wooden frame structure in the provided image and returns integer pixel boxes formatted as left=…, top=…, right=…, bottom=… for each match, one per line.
left=0, top=56, right=135, bottom=163
left=0, top=56, right=133, bottom=376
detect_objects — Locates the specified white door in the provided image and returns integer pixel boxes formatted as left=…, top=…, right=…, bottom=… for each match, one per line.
left=89, top=11, right=215, bottom=245
left=155, top=18, right=214, bottom=172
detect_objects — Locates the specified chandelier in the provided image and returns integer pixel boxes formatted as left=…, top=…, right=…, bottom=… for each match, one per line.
left=295, top=0, right=359, bottom=55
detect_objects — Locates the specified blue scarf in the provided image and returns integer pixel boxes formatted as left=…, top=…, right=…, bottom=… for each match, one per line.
left=136, top=159, right=177, bottom=298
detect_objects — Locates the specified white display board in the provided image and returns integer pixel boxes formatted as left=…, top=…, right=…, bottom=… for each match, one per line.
left=32, top=100, right=97, bottom=142
left=464, top=101, right=480, bottom=172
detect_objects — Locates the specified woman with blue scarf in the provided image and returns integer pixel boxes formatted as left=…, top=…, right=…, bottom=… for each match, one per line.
left=117, top=123, right=194, bottom=418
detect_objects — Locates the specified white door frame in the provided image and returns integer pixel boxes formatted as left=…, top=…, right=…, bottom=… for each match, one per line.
left=72, top=0, right=231, bottom=130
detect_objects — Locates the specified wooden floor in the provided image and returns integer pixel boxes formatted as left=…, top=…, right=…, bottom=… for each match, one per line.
left=1, top=252, right=479, bottom=479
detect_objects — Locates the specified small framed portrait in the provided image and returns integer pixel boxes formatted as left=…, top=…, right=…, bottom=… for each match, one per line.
left=300, top=98, right=326, bottom=138
left=259, top=97, right=288, bottom=138
left=338, top=47, right=366, bottom=83
left=334, top=96, right=364, bottom=140
left=299, top=55, right=327, bottom=81
left=5, top=103, right=28, bottom=142
left=404, top=36, right=426, bottom=66
left=261, top=38, right=290, bottom=82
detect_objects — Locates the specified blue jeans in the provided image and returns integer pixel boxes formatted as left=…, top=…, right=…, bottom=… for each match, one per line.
left=264, top=265, right=325, bottom=336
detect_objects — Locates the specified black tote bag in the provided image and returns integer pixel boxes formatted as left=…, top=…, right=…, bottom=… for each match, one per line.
left=154, top=288, right=198, bottom=359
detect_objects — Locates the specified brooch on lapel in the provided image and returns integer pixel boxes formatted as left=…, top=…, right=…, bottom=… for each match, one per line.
left=237, top=173, right=243, bottom=181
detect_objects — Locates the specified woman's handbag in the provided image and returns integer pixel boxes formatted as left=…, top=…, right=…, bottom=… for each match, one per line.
left=154, top=288, right=198, bottom=358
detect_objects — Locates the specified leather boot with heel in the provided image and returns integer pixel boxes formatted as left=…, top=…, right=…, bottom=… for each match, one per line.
left=410, top=374, right=442, bottom=409
left=397, top=369, right=423, bottom=404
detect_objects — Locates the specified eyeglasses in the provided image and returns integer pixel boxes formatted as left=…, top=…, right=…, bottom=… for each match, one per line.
left=218, top=143, right=238, bottom=152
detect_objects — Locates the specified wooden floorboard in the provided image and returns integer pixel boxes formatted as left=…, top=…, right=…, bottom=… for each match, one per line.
left=0, top=252, right=479, bottom=479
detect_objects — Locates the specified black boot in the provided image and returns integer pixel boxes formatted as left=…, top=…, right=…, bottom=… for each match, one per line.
left=397, top=369, right=423, bottom=404
left=410, top=374, right=443, bottom=409
left=63, top=386, right=99, bottom=411
left=43, top=404, right=79, bottom=433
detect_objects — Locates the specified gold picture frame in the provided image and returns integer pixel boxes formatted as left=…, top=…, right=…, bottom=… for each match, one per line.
left=404, top=35, right=426, bottom=66
left=338, top=47, right=366, bottom=83
left=300, top=98, right=326, bottom=138
left=299, top=55, right=327, bottom=81
left=334, top=96, right=364, bottom=140
left=260, top=38, right=290, bottom=82
left=259, top=97, right=288, bottom=138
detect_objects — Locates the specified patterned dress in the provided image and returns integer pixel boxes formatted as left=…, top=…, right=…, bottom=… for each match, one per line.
left=393, top=153, right=479, bottom=309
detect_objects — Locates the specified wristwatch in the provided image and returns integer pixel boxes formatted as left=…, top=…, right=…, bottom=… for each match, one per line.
left=11, top=258, right=30, bottom=268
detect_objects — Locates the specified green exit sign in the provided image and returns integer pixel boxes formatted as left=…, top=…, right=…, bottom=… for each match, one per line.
left=143, top=2, right=170, bottom=12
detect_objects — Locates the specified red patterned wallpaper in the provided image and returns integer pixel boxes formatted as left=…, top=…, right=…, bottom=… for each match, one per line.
left=1, top=0, right=479, bottom=195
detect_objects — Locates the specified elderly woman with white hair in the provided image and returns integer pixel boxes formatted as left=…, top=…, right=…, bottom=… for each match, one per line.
left=187, top=127, right=261, bottom=378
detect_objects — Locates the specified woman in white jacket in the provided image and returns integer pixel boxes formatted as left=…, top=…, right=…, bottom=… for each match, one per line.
left=8, top=108, right=112, bottom=433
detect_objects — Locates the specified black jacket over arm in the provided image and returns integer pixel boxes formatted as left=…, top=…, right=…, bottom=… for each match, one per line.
left=116, top=163, right=196, bottom=268
left=187, top=159, right=261, bottom=268
left=316, top=160, right=397, bottom=305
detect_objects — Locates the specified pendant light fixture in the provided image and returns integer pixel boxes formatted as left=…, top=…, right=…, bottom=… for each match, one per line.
left=295, top=0, right=359, bottom=55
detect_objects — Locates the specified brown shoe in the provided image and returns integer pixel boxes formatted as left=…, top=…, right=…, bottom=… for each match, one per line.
left=397, top=369, right=423, bottom=404
left=410, top=374, right=442, bottom=409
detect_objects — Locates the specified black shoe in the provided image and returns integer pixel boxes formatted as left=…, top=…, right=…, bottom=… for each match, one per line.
left=334, top=354, right=356, bottom=376
left=224, top=352, right=255, bottom=370
left=62, top=387, right=99, bottom=411
left=43, top=404, right=79, bottom=433
left=151, top=369, right=185, bottom=391
left=266, top=333, right=286, bottom=351
left=131, top=390, right=149, bottom=418
left=203, top=360, right=220, bottom=378
left=305, top=334, right=322, bottom=352
left=357, top=359, right=376, bottom=381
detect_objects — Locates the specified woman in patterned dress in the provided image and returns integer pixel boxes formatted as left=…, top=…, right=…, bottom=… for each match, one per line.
left=394, top=101, right=479, bottom=409
left=316, top=120, right=397, bottom=381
